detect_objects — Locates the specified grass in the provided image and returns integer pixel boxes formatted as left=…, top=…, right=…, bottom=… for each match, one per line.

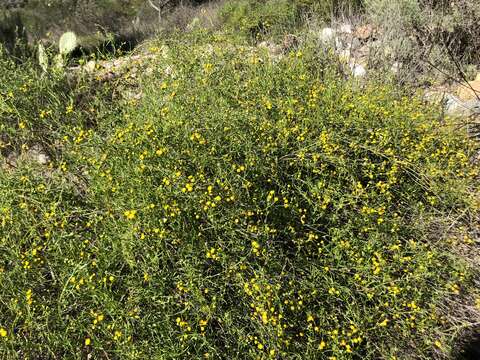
left=0, top=26, right=479, bottom=359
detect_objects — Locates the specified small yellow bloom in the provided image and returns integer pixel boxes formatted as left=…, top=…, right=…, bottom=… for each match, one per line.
left=124, top=210, right=137, bottom=220
left=85, top=338, right=91, bottom=345
left=378, top=318, right=389, bottom=327
left=0, top=328, right=7, bottom=337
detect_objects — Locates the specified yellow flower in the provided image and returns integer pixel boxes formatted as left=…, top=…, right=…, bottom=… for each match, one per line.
left=85, top=338, right=91, bottom=346
left=0, top=328, right=7, bottom=337
left=124, top=210, right=137, bottom=220
left=378, top=318, right=389, bottom=327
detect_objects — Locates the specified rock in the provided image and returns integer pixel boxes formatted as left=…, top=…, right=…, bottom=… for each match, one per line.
left=164, top=65, right=174, bottom=77
left=203, top=44, right=215, bottom=56
left=456, top=77, right=480, bottom=102
left=123, top=90, right=143, bottom=101
left=335, top=36, right=361, bottom=52
left=257, top=41, right=270, bottom=48
left=145, top=67, right=154, bottom=76
left=258, top=41, right=282, bottom=56
left=3, top=151, right=19, bottom=169
left=344, top=37, right=361, bottom=51
left=320, top=27, right=336, bottom=42
left=444, top=93, right=480, bottom=117
left=85, top=60, right=96, bottom=73
left=338, top=24, right=353, bottom=34
left=26, top=144, right=50, bottom=165
left=390, top=62, right=402, bottom=74
left=444, top=93, right=463, bottom=114
left=424, top=90, right=447, bottom=104
left=1, top=144, right=50, bottom=170
left=349, top=62, right=366, bottom=78
left=355, top=24, right=375, bottom=41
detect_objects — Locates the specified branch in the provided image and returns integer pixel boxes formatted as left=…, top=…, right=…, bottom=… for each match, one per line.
left=148, top=0, right=160, bottom=13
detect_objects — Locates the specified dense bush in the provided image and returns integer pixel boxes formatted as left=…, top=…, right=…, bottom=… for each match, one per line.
left=365, top=0, right=480, bottom=81
left=0, top=45, right=113, bottom=160
left=0, top=31, right=478, bottom=359
left=298, top=0, right=365, bottom=19
left=219, top=0, right=365, bottom=40
left=219, top=0, right=301, bottom=40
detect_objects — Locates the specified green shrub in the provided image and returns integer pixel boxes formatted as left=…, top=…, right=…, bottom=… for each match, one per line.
left=299, top=0, right=365, bottom=19
left=365, top=0, right=480, bottom=81
left=0, top=32, right=478, bottom=359
left=0, top=46, right=113, bottom=163
left=220, top=0, right=300, bottom=40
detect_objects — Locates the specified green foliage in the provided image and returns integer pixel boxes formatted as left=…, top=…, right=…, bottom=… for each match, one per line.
left=365, top=0, right=480, bottom=76
left=0, top=31, right=478, bottom=359
left=0, top=46, right=112, bottom=158
left=220, top=0, right=300, bottom=40
left=299, top=0, right=365, bottom=19
left=219, top=0, right=366, bottom=40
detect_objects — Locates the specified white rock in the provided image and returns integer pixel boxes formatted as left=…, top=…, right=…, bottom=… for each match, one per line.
left=339, top=24, right=353, bottom=34
left=320, top=27, right=336, bottom=42
left=85, top=60, right=96, bottom=73
left=258, top=41, right=270, bottom=48
left=346, top=38, right=361, bottom=50
left=444, top=94, right=463, bottom=113
left=350, top=63, right=366, bottom=77
left=164, top=65, right=173, bottom=76
left=36, top=153, right=49, bottom=165
left=27, top=145, right=50, bottom=165
left=423, top=90, right=446, bottom=104
left=390, top=62, right=402, bottom=74
left=444, top=93, right=480, bottom=117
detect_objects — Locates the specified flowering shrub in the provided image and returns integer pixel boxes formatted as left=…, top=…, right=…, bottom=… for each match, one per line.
left=0, top=33, right=478, bottom=359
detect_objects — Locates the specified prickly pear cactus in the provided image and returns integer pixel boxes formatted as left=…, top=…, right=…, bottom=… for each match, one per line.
left=38, top=43, right=48, bottom=72
left=58, top=31, right=77, bottom=55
